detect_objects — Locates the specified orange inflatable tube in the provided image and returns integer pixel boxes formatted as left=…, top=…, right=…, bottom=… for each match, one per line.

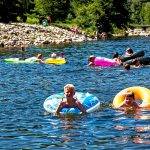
left=113, top=86, right=150, bottom=108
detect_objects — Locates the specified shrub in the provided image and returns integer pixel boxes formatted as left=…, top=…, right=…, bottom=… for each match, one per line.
left=26, top=14, right=39, bottom=24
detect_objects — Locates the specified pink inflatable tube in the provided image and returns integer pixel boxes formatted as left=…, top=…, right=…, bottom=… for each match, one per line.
left=94, top=57, right=118, bottom=67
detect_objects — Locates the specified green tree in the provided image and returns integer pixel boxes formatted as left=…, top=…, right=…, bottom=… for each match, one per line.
left=111, top=0, right=129, bottom=28
left=18, top=0, right=35, bottom=22
left=34, top=0, right=70, bottom=22
left=130, top=0, right=143, bottom=24
left=0, top=0, right=18, bottom=22
left=141, top=2, right=150, bottom=24
left=70, top=0, right=129, bottom=33
left=0, top=0, right=34, bottom=22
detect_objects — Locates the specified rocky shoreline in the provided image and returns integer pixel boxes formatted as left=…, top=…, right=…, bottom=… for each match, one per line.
left=0, top=23, right=93, bottom=50
left=0, top=23, right=149, bottom=51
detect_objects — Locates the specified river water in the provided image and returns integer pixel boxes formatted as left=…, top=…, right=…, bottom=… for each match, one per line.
left=0, top=37, right=150, bottom=149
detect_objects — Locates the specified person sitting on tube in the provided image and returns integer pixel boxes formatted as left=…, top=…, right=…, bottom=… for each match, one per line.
left=56, top=84, right=87, bottom=115
left=132, top=59, right=142, bottom=68
left=124, top=48, right=134, bottom=57
left=50, top=53, right=57, bottom=58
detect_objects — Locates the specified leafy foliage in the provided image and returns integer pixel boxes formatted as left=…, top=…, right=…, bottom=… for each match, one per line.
left=0, top=0, right=149, bottom=34
left=34, top=0, right=70, bottom=22
left=0, top=0, right=34, bottom=22
left=141, top=2, right=150, bottom=24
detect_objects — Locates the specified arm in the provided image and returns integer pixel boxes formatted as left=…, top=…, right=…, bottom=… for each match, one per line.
left=88, top=62, right=95, bottom=66
left=119, top=101, right=140, bottom=110
left=76, top=100, right=87, bottom=114
left=55, top=102, right=63, bottom=115
left=38, top=59, right=45, bottom=64
left=132, top=101, right=140, bottom=109
left=118, top=103, right=127, bottom=111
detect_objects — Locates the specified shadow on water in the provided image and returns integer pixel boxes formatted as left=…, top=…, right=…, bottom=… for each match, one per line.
left=0, top=37, right=150, bottom=149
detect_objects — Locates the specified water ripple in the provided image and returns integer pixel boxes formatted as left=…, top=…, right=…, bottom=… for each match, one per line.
left=0, top=37, right=150, bottom=149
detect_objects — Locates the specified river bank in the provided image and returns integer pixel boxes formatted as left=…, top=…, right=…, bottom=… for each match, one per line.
left=0, top=22, right=150, bottom=51
left=0, top=22, right=93, bottom=50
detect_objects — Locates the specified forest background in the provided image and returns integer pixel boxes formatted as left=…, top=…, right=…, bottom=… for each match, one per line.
left=0, top=0, right=150, bottom=37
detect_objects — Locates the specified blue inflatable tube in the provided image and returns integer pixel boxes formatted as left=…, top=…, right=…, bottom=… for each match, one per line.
left=43, top=92, right=100, bottom=115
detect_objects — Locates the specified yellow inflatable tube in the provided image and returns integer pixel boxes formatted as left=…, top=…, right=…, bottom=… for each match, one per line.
left=113, top=86, right=150, bottom=108
left=45, top=58, right=66, bottom=65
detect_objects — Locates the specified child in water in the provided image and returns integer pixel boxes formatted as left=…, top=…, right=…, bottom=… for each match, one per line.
left=56, top=84, right=87, bottom=115
left=120, top=91, right=140, bottom=110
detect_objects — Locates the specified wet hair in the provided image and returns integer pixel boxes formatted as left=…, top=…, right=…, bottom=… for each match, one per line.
left=123, top=63, right=130, bottom=70
left=126, top=48, right=133, bottom=54
left=113, top=52, right=119, bottom=59
left=88, top=55, right=96, bottom=62
left=125, top=91, right=135, bottom=99
left=64, top=84, right=75, bottom=91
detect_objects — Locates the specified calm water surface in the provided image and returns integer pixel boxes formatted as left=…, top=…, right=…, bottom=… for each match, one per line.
left=0, top=37, right=150, bottom=149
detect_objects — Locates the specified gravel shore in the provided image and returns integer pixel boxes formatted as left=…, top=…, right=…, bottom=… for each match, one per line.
left=0, top=23, right=93, bottom=50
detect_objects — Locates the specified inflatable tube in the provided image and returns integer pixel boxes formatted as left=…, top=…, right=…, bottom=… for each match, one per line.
left=4, top=57, right=38, bottom=63
left=123, top=60, right=134, bottom=66
left=94, top=57, right=118, bottom=67
left=45, top=58, right=66, bottom=65
left=123, top=57, right=150, bottom=66
left=4, top=57, right=66, bottom=65
left=43, top=92, right=100, bottom=114
left=137, top=57, right=150, bottom=65
left=113, top=86, right=150, bottom=108
left=121, top=50, right=145, bottom=62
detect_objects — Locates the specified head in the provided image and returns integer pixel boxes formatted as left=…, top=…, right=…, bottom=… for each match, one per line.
left=113, top=52, right=119, bottom=59
left=88, top=55, right=96, bottom=63
left=132, top=59, right=141, bottom=67
left=124, top=91, right=135, bottom=105
left=51, top=53, right=57, bottom=58
left=64, top=84, right=75, bottom=98
left=123, top=63, right=130, bottom=70
left=126, top=48, right=133, bottom=54
left=37, top=53, right=43, bottom=59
